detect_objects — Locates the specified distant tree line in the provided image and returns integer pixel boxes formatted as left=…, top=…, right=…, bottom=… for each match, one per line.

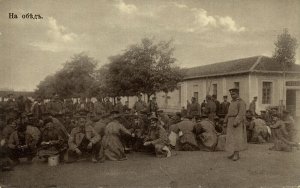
left=35, top=38, right=185, bottom=101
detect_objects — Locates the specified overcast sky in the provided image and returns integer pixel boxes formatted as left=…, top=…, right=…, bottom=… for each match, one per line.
left=0, top=0, right=299, bottom=91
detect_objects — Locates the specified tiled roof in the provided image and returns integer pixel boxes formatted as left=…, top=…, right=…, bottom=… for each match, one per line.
left=184, top=56, right=300, bottom=80
left=253, top=56, right=300, bottom=72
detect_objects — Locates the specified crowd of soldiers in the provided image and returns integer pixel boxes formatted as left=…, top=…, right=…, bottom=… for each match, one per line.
left=0, top=89, right=298, bottom=171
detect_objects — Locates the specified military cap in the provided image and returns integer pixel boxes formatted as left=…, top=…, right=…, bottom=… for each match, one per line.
left=157, top=110, right=164, bottom=113
left=74, top=111, right=88, bottom=118
left=149, top=114, right=158, bottom=121
left=110, top=110, right=120, bottom=114
left=283, top=110, right=290, bottom=114
left=42, top=112, right=51, bottom=116
left=223, top=95, right=228, bottom=98
left=229, top=88, right=239, bottom=93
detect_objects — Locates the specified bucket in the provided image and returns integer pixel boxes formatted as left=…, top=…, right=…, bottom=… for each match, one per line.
left=48, top=155, right=59, bottom=166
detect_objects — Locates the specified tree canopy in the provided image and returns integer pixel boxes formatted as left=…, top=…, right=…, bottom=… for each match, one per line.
left=273, top=28, right=298, bottom=67
left=107, top=38, right=184, bottom=99
left=35, top=53, right=97, bottom=98
left=35, top=38, right=184, bottom=99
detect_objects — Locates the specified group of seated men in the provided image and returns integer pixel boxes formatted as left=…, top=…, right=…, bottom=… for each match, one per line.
left=0, top=93, right=298, bottom=172
left=0, top=102, right=229, bottom=171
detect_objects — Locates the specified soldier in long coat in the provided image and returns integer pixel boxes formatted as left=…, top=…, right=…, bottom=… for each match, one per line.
left=99, top=111, right=132, bottom=161
left=224, top=88, right=247, bottom=161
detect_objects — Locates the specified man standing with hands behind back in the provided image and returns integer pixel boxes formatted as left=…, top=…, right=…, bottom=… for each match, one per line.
left=224, top=88, right=247, bottom=161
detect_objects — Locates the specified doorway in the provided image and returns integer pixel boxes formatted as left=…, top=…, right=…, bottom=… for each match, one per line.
left=286, top=89, right=296, bottom=116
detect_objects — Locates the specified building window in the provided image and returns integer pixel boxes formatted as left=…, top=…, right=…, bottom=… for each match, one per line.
left=262, top=82, right=272, bottom=104
left=234, top=82, right=240, bottom=90
left=178, top=85, right=181, bottom=104
left=213, top=84, right=217, bottom=98
left=194, top=92, right=199, bottom=101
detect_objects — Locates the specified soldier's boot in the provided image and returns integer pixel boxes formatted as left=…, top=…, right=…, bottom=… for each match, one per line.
left=227, top=153, right=234, bottom=159
left=232, top=151, right=240, bottom=161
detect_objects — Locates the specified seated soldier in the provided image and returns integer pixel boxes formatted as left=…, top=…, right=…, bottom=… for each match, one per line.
left=194, top=115, right=218, bottom=151
left=63, top=113, right=76, bottom=134
left=249, top=116, right=270, bottom=144
left=41, top=112, right=69, bottom=141
left=8, top=124, right=38, bottom=164
left=1, top=126, right=13, bottom=171
left=170, top=115, right=198, bottom=151
left=99, top=111, right=134, bottom=162
left=38, top=120, right=67, bottom=162
left=67, top=112, right=101, bottom=163
left=157, top=110, right=171, bottom=131
left=269, top=114, right=299, bottom=152
left=245, top=110, right=254, bottom=141
left=282, top=110, right=297, bottom=143
left=2, top=118, right=17, bottom=143
left=143, top=114, right=171, bottom=157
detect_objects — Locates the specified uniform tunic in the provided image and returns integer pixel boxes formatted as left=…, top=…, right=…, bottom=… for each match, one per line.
left=225, top=97, right=247, bottom=153
left=194, top=119, right=218, bottom=151
left=145, top=125, right=169, bottom=157
left=133, top=100, right=147, bottom=113
left=171, top=119, right=198, bottom=150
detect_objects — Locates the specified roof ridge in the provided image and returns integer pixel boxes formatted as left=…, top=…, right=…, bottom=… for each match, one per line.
left=249, top=56, right=263, bottom=71
left=184, top=55, right=263, bottom=70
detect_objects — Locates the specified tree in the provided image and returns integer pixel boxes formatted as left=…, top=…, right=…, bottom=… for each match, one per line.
left=272, top=29, right=298, bottom=110
left=35, top=75, right=56, bottom=98
left=107, top=38, right=184, bottom=100
left=273, top=28, right=298, bottom=67
left=35, top=53, right=98, bottom=98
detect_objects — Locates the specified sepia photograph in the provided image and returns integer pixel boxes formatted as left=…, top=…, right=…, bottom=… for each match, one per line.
left=0, top=0, right=300, bottom=187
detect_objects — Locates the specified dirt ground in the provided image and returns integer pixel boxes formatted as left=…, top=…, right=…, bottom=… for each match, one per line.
left=1, top=143, right=300, bottom=188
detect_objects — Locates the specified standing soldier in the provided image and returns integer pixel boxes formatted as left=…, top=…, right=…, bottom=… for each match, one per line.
left=219, top=96, right=230, bottom=118
left=212, top=95, right=220, bottom=116
left=47, top=94, right=64, bottom=116
left=63, top=98, right=74, bottom=115
left=31, top=96, right=46, bottom=120
left=75, top=96, right=87, bottom=113
left=5, top=94, right=18, bottom=121
left=224, top=88, right=247, bottom=161
left=249, top=96, right=258, bottom=116
left=103, top=97, right=113, bottom=115
left=114, top=97, right=124, bottom=114
left=132, top=94, right=147, bottom=114
left=187, top=97, right=201, bottom=119
left=148, top=96, right=159, bottom=115
left=94, top=96, right=105, bottom=118
left=204, top=95, right=216, bottom=122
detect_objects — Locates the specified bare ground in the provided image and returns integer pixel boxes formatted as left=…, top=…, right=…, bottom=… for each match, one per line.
left=1, top=143, right=300, bottom=188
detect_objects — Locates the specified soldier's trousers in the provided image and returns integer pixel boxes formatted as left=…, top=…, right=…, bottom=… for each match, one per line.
left=67, top=140, right=101, bottom=162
